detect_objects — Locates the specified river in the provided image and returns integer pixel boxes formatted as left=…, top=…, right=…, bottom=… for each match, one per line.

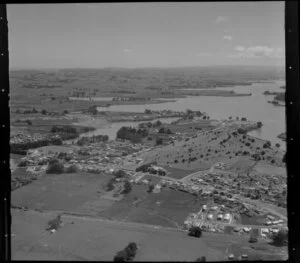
left=93, top=79, right=285, bottom=150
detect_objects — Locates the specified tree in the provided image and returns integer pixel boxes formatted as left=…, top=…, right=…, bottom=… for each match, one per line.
left=125, top=242, right=137, bottom=259
left=155, top=120, right=162, bottom=127
left=271, top=228, right=288, bottom=246
left=122, top=181, right=132, bottom=194
left=188, top=226, right=202, bottom=238
left=46, top=162, right=64, bottom=174
left=257, top=121, right=263, bottom=128
left=113, top=242, right=138, bottom=262
left=275, top=143, right=281, bottom=148
left=147, top=184, right=155, bottom=193
left=114, top=170, right=126, bottom=178
left=249, top=228, right=259, bottom=243
left=113, top=250, right=127, bottom=262
left=26, top=120, right=32, bottom=125
left=195, top=256, right=206, bottom=262
left=156, top=138, right=163, bottom=145
left=237, top=128, right=246, bottom=134
left=106, top=178, right=115, bottom=191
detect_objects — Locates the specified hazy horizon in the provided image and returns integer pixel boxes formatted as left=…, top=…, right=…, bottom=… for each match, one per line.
left=8, top=2, right=285, bottom=69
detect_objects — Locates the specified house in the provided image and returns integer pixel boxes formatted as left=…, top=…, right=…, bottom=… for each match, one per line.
left=207, top=214, right=213, bottom=220
left=217, top=214, right=223, bottom=220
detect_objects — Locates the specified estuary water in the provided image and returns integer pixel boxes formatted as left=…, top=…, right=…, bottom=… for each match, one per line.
left=93, top=80, right=285, bottom=149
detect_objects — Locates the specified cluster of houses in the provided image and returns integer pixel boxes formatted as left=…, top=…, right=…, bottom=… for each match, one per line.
left=10, top=130, right=50, bottom=145
left=183, top=204, right=233, bottom=233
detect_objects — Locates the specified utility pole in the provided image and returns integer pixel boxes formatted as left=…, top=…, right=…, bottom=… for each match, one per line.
left=0, top=4, right=11, bottom=261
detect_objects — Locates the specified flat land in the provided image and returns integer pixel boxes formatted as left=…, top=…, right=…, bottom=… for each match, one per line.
left=11, top=209, right=287, bottom=261
left=12, top=173, right=113, bottom=215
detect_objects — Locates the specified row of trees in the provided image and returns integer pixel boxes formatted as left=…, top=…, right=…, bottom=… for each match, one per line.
left=116, top=126, right=148, bottom=143
left=16, top=108, right=69, bottom=115
left=11, top=136, right=63, bottom=155
left=77, top=134, right=109, bottom=146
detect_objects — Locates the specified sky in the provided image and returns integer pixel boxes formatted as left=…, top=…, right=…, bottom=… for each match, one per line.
left=7, top=2, right=285, bottom=69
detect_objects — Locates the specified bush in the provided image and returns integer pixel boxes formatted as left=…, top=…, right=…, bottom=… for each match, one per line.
left=41, top=109, right=47, bottom=115
left=237, top=128, right=246, bottom=134
left=271, top=228, right=288, bottom=246
left=46, top=162, right=64, bottom=174
left=113, top=250, right=128, bottom=262
left=124, top=242, right=137, bottom=259
left=188, top=226, right=202, bottom=238
left=195, top=256, right=206, bottom=262
left=156, top=138, right=163, bottom=145
left=106, top=178, right=115, bottom=191
left=147, top=184, right=155, bottom=193
left=65, top=164, right=79, bottom=173
left=113, top=242, right=138, bottom=262
left=249, top=228, right=259, bottom=243
left=122, top=181, right=132, bottom=194
left=17, top=160, right=27, bottom=167
left=26, top=120, right=32, bottom=125
left=114, top=170, right=126, bottom=178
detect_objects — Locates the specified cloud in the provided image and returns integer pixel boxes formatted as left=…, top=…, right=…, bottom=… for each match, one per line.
left=123, top=49, right=132, bottom=53
left=215, top=16, right=228, bottom=23
left=231, top=45, right=284, bottom=59
left=223, top=35, right=233, bottom=41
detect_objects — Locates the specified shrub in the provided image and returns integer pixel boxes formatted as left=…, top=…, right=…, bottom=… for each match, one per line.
left=106, top=178, right=115, bottom=191
left=188, top=226, right=202, bottom=238
left=237, top=128, right=246, bottom=134
left=156, top=138, right=163, bottom=145
left=147, top=184, right=155, bottom=193
left=26, top=120, right=32, bottom=125
left=196, top=256, right=206, bottom=262
left=17, top=160, right=27, bottom=167
left=113, top=250, right=127, bottom=262
left=249, top=228, right=259, bottom=243
left=271, top=228, right=288, bottom=246
left=113, top=242, right=138, bottom=262
left=65, top=164, right=79, bottom=173
left=114, top=170, right=126, bottom=178
left=125, top=242, right=137, bottom=259
left=122, top=181, right=132, bottom=194
left=46, top=162, right=64, bottom=174
left=41, top=109, right=47, bottom=115
left=257, top=121, right=263, bottom=128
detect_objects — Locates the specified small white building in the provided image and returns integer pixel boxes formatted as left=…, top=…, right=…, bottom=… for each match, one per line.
left=207, top=214, right=213, bottom=220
